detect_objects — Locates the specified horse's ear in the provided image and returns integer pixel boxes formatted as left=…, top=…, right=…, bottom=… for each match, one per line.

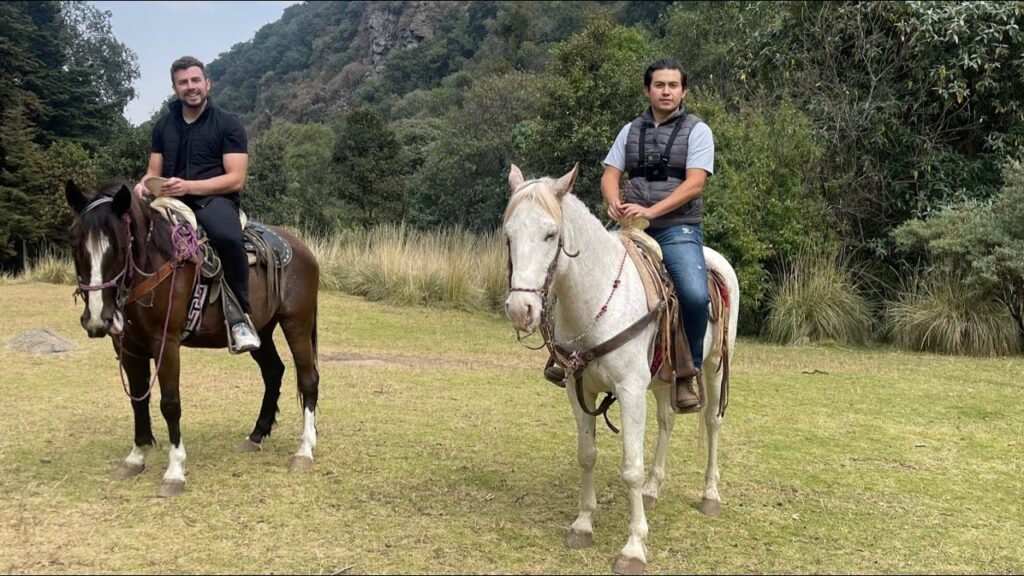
left=509, top=164, right=526, bottom=192
left=65, top=180, right=88, bottom=214
left=112, top=184, right=132, bottom=216
left=552, top=163, right=579, bottom=199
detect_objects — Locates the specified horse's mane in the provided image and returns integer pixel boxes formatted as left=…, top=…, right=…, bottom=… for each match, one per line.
left=75, top=180, right=176, bottom=266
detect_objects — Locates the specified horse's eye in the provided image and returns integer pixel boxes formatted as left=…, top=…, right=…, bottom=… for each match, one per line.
left=544, top=232, right=557, bottom=242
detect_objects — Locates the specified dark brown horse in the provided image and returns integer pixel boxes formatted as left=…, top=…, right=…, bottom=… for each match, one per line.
left=65, top=180, right=320, bottom=497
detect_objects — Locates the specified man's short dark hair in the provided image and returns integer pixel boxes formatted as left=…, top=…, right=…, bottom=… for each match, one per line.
left=644, top=58, right=687, bottom=89
left=170, top=56, right=207, bottom=80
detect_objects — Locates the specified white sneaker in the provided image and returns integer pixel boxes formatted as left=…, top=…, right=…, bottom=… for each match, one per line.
left=231, top=321, right=261, bottom=353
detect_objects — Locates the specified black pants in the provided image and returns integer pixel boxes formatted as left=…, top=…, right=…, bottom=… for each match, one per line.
left=193, top=196, right=251, bottom=315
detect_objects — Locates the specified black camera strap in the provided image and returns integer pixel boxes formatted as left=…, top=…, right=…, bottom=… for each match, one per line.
left=662, top=113, right=690, bottom=166
left=639, top=123, right=648, bottom=164
left=630, top=111, right=693, bottom=181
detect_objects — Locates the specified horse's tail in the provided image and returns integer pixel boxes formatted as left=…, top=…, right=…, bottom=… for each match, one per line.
left=697, top=250, right=740, bottom=447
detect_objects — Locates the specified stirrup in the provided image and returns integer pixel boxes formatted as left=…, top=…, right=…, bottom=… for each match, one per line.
left=543, top=356, right=566, bottom=388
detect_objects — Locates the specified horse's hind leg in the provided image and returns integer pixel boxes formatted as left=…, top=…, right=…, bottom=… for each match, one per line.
left=642, top=384, right=675, bottom=510
left=565, top=380, right=598, bottom=550
left=114, top=341, right=155, bottom=478
left=280, top=313, right=318, bottom=471
left=699, top=364, right=724, bottom=517
left=239, top=321, right=284, bottom=452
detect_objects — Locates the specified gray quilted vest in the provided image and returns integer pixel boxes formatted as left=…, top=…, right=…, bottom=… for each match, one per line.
left=623, top=106, right=703, bottom=228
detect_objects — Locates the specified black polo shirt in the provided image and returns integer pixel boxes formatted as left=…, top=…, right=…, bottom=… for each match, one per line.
left=150, top=98, right=248, bottom=209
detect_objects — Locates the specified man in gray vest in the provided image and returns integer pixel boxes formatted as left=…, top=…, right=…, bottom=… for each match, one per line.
left=602, top=57, right=714, bottom=413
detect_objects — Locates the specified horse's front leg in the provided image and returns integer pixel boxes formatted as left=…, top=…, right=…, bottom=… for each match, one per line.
left=565, top=377, right=598, bottom=550
left=114, top=339, right=155, bottom=478
left=614, top=383, right=650, bottom=575
left=154, top=342, right=186, bottom=498
left=642, top=383, right=675, bottom=510
left=699, top=359, right=724, bottom=516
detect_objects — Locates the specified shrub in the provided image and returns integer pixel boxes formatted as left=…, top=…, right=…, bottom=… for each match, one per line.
left=886, top=271, right=1020, bottom=356
left=763, top=249, right=874, bottom=345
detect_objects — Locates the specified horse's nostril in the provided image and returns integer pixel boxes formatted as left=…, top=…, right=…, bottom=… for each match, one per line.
left=526, top=304, right=533, bottom=319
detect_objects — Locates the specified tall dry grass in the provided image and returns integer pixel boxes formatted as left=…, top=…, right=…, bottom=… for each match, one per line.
left=886, top=270, right=1021, bottom=356
left=304, top=224, right=506, bottom=313
left=763, top=249, right=875, bottom=345
left=0, top=249, right=75, bottom=286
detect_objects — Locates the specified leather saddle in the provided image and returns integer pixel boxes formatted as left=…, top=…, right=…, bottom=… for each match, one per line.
left=148, top=198, right=292, bottom=341
left=618, top=225, right=727, bottom=388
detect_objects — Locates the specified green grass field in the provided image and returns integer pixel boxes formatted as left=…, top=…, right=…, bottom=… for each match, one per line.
left=1, top=283, right=1022, bottom=574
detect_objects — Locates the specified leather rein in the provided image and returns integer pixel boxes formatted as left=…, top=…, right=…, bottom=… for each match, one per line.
left=73, top=196, right=201, bottom=402
left=507, top=232, right=661, bottom=434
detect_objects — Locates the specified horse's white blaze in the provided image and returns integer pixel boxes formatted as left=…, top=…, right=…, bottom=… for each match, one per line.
left=124, top=444, right=148, bottom=468
left=296, top=407, right=316, bottom=460
left=163, top=440, right=187, bottom=483
left=84, top=231, right=111, bottom=330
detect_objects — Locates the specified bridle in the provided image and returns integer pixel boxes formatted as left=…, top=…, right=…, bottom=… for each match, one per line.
left=506, top=232, right=579, bottom=348
left=72, top=197, right=135, bottom=309
left=71, top=194, right=201, bottom=402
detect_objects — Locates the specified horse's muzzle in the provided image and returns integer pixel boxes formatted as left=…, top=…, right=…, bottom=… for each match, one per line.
left=506, top=293, right=541, bottom=334
left=81, top=310, right=123, bottom=338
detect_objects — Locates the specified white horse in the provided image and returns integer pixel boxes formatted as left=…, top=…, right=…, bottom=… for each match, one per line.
left=503, top=164, right=740, bottom=575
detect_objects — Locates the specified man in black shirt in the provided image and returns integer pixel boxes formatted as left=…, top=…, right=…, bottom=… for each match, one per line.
left=133, top=55, right=260, bottom=353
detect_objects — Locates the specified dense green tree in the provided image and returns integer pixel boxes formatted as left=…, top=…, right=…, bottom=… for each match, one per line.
left=659, top=1, right=759, bottom=99
left=0, top=1, right=138, bottom=266
left=92, top=120, right=151, bottom=183
left=895, top=159, right=1024, bottom=343
left=742, top=1, right=1024, bottom=253
left=695, top=95, right=832, bottom=324
left=0, top=109, right=47, bottom=261
left=518, top=12, right=654, bottom=209
left=246, top=120, right=339, bottom=232
left=412, top=71, right=543, bottom=231
left=331, top=107, right=409, bottom=227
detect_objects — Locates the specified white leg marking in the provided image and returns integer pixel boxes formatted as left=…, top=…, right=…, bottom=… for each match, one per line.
left=125, top=444, right=148, bottom=467
left=295, top=407, right=317, bottom=460
left=85, top=231, right=111, bottom=330
left=163, top=440, right=187, bottom=483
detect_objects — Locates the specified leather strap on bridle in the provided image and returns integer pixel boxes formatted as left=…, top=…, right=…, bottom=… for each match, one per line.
left=559, top=302, right=665, bottom=433
left=125, top=259, right=178, bottom=304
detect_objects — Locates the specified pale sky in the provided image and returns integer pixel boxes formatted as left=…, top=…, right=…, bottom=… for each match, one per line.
left=90, top=1, right=300, bottom=126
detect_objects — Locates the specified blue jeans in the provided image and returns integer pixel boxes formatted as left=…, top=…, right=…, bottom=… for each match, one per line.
left=648, top=224, right=709, bottom=370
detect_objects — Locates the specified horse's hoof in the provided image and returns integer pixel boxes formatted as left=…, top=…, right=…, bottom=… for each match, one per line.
left=613, top=555, right=646, bottom=575
left=699, top=497, right=721, bottom=517
left=157, top=480, right=185, bottom=498
left=289, top=455, right=314, bottom=472
left=643, top=494, right=657, bottom=511
left=566, top=529, right=593, bottom=549
left=237, top=438, right=262, bottom=452
left=113, top=463, right=145, bottom=479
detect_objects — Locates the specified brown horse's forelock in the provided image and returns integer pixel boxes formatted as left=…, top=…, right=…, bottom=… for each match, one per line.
left=72, top=181, right=175, bottom=270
